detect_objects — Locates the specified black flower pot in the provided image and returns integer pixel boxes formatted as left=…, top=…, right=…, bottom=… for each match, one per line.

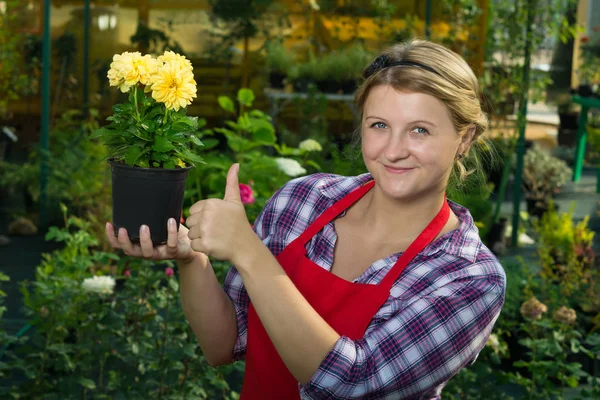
left=268, top=72, right=286, bottom=89
left=486, top=217, right=508, bottom=255
left=578, top=84, right=594, bottom=97
left=340, top=79, right=357, bottom=94
left=109, top=160, right=191, bottom=245
left=557, top=112, right=579, bottom=146
left=292, top=78, right=311, bottom=93
left=315, top=80, right=330, bottom=93
left=526, top=197, right=558, bottom=219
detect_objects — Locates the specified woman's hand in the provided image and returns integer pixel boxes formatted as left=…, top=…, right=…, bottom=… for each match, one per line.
left=186, top=163, right=259, bottom=265
left=105, top=218, right=198, bottom=264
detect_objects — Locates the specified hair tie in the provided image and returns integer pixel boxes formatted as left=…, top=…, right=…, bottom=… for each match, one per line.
left=363, top=55, right=442, bottom=79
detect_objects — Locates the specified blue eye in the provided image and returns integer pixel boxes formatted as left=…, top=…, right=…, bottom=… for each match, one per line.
left=370, top=121, right=387, bottom=129
left=412, top=127, right=430, bottom=135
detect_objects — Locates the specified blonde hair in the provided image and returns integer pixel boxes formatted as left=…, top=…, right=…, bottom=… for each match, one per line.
left=355, top=39, right=490, bottom=186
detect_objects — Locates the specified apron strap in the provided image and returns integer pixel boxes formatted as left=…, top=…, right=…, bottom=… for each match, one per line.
left=293, top=180, right=376, bottom=247
left=380, top=197, right=451, bottom=289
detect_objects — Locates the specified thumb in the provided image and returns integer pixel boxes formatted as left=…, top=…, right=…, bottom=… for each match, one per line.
left=223, top=163, right=241, bottom=202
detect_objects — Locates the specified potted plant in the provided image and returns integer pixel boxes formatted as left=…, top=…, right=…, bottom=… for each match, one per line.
left=522, top=144, right=571, bottom=218
left=577, top=35, right=600, bottom=97
left=91, top=51, right=204, bottom=245
left=556, top=94, right=580, bottom=146
left=289, top=61, right=317, bottom=93
left=341, top=43, right=372, bottom=94
left=265, top=40, right=294, bottom=89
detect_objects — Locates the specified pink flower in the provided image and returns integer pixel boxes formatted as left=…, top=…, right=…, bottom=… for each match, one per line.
left=123, top=270, right=131, bottom=277
left=239, top=183, right=255, bottom=205
left=165, top=267, right=174, bottom=277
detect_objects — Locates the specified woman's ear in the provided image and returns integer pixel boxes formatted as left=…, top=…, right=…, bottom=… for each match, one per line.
left=459, top=125, right=477, bottom=155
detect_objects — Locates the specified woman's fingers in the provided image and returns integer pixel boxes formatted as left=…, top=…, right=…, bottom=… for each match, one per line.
left=190, top=238, right=205, bottom=254
left=117, top=227, right=139, bottom=256
left=105, top=222, right=121, bottom=249
left=166, top=218, right=179, bottom=253
left=139, top=225, right=154, bottom=259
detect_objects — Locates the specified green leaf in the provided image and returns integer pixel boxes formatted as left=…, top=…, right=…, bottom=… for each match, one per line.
left=124, top=146, right=143, bottom=166
left=145, top=104, right=165, bottom=121
left=226, top=135, right=253, bottom=153
left=190, top=135, right=203, bottom=146
left=113, top=103, right=133, bottom=114
left=565, top=376, right=578, bottom=388
left=78, top=378, right=96, bottom=390
left=237, top=88, right=255, bottom=107
left=201, top=138, right=220, bottom=150
left=89, top=127, right=111, bottom=140
left=150, top=152, right=170, bottom=162
left=127, top=126, right=152, bottom=142
left=197, top=118, right=207, bottom=129
left=252, top=127, right=276, bottom=145
left=131, top=343, right=139, bottom=355
left=306, top=160, right=322, bottom=171
left=172, top=116, right=198, bottom=131
left=152, top=136, right=175, bottom=152
left=183, top=343, right=196, bottom=358
left=218, top=96, right=236, bottom=113
left=163, top=160, right=175, bottom=169
left=249, top=109, right=269, bottom=119
left=140, top=120, right=157, bottom=133
left=177, top=149, right=205, bottom=164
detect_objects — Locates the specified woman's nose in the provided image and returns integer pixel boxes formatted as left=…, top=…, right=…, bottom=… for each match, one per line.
left=383, top=133, right=410, bottom=161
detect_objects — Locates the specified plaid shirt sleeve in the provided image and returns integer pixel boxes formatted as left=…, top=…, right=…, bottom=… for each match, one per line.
left=300, top=274, right=505, bottom=399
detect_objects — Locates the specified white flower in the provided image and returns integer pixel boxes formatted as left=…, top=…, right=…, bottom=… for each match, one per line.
left=275, top=158, right=307, bottom=177
left=299, top=139, right=322, bottom=152
left=486, top=333, right=500, bottom=352
left=82, top=276, right=116, bottom=295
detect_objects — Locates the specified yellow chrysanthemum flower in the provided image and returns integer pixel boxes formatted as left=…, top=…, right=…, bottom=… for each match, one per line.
left=150, top=60, right=197, bottom=111
left=107, top=52, right=160, bottom=93
left=158, top=51, right=193, bottom=72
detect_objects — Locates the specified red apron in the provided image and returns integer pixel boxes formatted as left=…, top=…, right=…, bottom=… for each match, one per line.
left=240, top=180, right=451, bottom=399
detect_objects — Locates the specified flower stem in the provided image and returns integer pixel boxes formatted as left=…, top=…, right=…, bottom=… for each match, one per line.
left=163, top=106, right=169, bottom=125
left=133, top=86, right=141, bottom=121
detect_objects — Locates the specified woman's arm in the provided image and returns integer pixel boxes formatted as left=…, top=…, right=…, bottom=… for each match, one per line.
left=235, top=239, right=341, bottom=384
left=177, top=252, right=238, bottom=367
left=294, top=273, right=505, bottom=399
left=106, top=221, right=240, bottom=367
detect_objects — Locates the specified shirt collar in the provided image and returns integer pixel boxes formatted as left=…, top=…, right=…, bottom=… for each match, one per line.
left=317, top=174, right=481, bottom=263
left=420, top=201, right=481, bottom=263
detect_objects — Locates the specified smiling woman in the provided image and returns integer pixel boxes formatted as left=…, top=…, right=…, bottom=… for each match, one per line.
left=106, top=39, right=506, bottom=399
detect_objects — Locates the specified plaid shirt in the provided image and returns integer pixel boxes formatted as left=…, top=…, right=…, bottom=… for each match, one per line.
left=223, top=173, right=506, bottom=400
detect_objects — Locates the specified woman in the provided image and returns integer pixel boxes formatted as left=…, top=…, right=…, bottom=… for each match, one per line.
left=106, top=39, right=506, bottom=399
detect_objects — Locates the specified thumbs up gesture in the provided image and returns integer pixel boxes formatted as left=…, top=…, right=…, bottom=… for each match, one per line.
left=186, top=164, right=257, bottom=264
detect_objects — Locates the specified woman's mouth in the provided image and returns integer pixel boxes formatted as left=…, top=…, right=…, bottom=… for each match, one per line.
left=384, top=165, right=414, bottom=174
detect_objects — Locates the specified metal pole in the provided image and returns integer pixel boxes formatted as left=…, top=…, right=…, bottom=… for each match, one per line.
left=40, top=0, right=51, bottom=231
left=83, top=0, right=90, bottom=119
left=511, top=0, right=537, bottom=247
left=425, top=0, right=432, bottom=39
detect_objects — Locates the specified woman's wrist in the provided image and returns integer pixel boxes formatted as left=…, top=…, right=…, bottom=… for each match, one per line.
left=177, top=251, right=207, bottom=268
left=233, top=234, right=269, bottom=275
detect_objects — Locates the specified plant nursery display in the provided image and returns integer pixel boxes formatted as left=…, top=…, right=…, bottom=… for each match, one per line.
left=91, top=51, right=204, bottom=245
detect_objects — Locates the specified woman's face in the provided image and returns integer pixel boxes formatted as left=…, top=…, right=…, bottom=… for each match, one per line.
left=361, top=85, right=468, bottom=201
